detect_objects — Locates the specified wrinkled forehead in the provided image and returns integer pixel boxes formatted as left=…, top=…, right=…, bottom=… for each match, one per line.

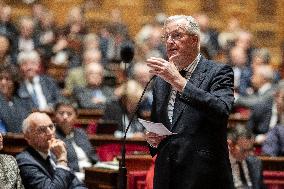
left=163, top=18, right=188, bottom=33
left=29, top=113, right=52, bottom=129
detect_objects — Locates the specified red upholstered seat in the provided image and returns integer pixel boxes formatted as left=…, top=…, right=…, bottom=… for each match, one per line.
left=96, top=144, right=149, bottom=161
left=263, top=171, right=284, bottom=189
left=128, top=171, right=148, bottom=189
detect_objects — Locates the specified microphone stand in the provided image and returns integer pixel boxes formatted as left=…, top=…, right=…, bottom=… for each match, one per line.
left=118, top=75, right=155, bottom=189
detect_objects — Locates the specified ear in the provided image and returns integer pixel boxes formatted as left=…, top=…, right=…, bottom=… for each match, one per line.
left=191, top=35, right=199, bottom=46
left=24, top=132, right=32, bottom=144
left=227, top=139, right=234, bottom=151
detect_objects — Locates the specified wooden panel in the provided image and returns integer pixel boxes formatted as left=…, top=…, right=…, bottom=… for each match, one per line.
left=257, top=0, right=276, bottom=22
left=259, top=156, right=284, bottom=171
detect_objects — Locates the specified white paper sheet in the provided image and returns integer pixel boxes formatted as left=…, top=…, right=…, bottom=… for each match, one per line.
left=138, top=118, right=176, bottom=136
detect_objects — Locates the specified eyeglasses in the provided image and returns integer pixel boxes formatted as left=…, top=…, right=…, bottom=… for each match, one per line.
left=161, top=31, right=188, bottom=42
left=36, top=123, right=55, bottom=134
left=0, top=75, right=12, bottom=82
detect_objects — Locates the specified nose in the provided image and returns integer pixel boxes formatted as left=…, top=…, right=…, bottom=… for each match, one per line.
left=62, top=112, right=69, bottom=119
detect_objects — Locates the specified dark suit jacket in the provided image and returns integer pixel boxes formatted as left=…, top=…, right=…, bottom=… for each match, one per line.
left=18, top=75, right=63, bottom=109
left=247, top=98, right=273, bottom=135
left=150, top=56, right=235, bottom=189
left=246, top=156, right=266, bottom=189
left=0, top=93, right=32, bottom=133
left=16, top=146, right=87, bottom=189
left=56, top=128, right=99, bottom=172
left=73, top=85, right=113, bottom=109
left=262, top=124, right=284, bottom=156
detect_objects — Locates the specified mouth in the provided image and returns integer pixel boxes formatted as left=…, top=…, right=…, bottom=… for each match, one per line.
left=167, top=48, right=178, bottom=58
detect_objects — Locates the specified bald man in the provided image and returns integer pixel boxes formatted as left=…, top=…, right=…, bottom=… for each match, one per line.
left=16, top=112, right=87, bottom=189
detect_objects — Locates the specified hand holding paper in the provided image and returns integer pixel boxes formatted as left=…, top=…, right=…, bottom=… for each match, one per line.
left=138, top=118, right=176, bottom=136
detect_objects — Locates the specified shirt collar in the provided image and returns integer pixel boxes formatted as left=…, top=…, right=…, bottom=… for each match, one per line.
left=183, top=53, right=201, bottom=72
left=37, top=149, right=51, bottom=160
left=258, top=82, right=272, bottom=95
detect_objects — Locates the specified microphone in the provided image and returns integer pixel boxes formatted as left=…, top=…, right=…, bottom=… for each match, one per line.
left=120, top=41, right=135, bottom=63
left=118, top=74, right=156, bottom=189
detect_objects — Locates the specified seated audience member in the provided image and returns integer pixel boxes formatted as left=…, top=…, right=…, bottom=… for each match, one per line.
left=103, top=80, right=144, bottom=138
left=64, top=48, right=102, bottom=95
left=248, top=81, right=284, bottom=144
left=0, top=133, right=25, bottom=189
left=0, top=64, right=32, bottom=133
left=132, top=62, right=153, bottom=112
left=54, top=102, right=99, bottom=181
left=228, top=126, right=266, bottom=189
left=235, top=65, right=275, bottom=109
left=73, top=63, right=113, bottom=109
left=16, top=112, right=87, bottom=189
left=262, top=124, right=284, bottom=156
left=17, top=50, right=63, bottom=111
left=0, top=34, right=18, bottom=66
left=251, top=48, right=280, bottom=84
left=17, top=16, right=39, bottom=52
left=229, top=46, right=252, bottom=96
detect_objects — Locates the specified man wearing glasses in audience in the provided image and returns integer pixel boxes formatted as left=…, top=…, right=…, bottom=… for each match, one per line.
left=228, top=126, right=266, bottom=189
left=16, top=112, right=87, bottom=189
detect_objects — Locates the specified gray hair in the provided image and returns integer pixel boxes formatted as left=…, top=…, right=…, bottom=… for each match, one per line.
left=256, top=65, right=274, bottom=82
left=252, top=48, right=271, bottom=64
left=22, top=116, right=31, bottom=134
left=164, top=15, right=200, bottom=38
left=17, top=50, right=40, bottom=65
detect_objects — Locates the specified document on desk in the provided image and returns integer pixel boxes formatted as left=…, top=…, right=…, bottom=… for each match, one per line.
left=138, top=118, right=176, bottom=136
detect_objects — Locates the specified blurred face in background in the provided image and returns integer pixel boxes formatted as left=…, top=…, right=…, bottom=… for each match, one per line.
left=20, top=59, right=40, bottom=81
left=20, top=19, right=34, bottom=39
left=55, top=105, right=77, bottom=135
left=230, top=47, right=247, bottom=67
left=0, top=36, right=10, bottom=58
left=85, top=63, right=104, bottom=88
left=0, top=71, right=14, bottom=99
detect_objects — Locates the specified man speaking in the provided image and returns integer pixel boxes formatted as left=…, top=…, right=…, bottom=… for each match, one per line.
left=145, top=15, right=235, bottom=189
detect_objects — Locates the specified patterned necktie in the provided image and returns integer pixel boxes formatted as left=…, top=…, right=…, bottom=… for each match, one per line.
left=168, top=70, right=187, bottom=123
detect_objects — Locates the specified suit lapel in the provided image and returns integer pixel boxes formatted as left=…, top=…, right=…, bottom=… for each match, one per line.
left=26, top=147, right=54, bottom=177
left=156, top=78, right=172, bottom=129
left=171, top=56, right=208, bottom=128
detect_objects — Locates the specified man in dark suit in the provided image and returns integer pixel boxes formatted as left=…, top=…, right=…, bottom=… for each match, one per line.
left=228, top=126, right=266, bottom=189
left=73, top=63, right=113, bottom=109
left=54, top=102, right=99, bottom=181
left=16, top=112, right=87, bottom=189
left=17, top=50, right=63, bottom=111
left=247, top=81, right=284, bottom=144
left=145, top=15, right=235, bottom=189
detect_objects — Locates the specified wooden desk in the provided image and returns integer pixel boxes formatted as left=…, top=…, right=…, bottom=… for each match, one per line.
left=259, top=156, right=284, bottom=171
left=88, top=135, right=147, bottom=148
left=85, top=168, right=119, bottom=189
left=259, top=156, right=284, bottom=186
left=85, top=155, right=152, bottom=189
left=2, top=133, right=148, bottom=156
left=2, top=133, right=27, bottom=156
left=77, top=109, right=104, bottom=124
left=228, top=113, right=249, bottom=128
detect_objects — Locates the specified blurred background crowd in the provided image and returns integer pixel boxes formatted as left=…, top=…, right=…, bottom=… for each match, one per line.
left=0, top=1, right=283, bottom=156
